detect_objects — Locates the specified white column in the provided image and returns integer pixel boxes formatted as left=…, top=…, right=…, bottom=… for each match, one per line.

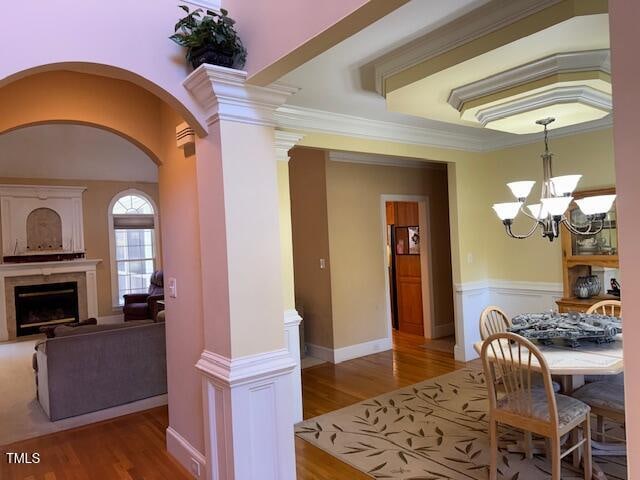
left=184, top=65, right=299, bottom=480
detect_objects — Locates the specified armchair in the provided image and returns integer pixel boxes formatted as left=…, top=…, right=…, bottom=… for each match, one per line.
left=123, top=271, right=164, bottom=321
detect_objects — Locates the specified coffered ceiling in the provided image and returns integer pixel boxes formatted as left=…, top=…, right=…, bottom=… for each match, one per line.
left=278, top=0, right=612, bottom=150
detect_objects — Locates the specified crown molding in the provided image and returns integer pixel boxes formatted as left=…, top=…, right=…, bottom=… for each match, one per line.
left=373, top=0, right=562, bottom=96
left=449, top=50, right=611, bottom=111
left=274, top=105, right=488, bottom=151
left=486, top=114, right=613, bottom=150
left=274, top=130, right=305, bottom=162
left=329, top=151, right=444, bottom=169
left=183, top=64, right=298, bottom=127
left=476, top=85, right=611, bottom=128
left=274, top=105, right=612, bottom=153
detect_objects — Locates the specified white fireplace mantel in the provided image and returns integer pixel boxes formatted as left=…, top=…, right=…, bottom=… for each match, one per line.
left=0, top=184, right=87, bottom=258
left=0, top=259, right=101, bottom=341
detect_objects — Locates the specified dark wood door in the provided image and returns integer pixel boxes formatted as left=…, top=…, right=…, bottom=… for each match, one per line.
left=391, top=202, right=424, bottom=336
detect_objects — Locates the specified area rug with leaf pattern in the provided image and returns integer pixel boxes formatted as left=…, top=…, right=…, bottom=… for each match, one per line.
left=296, top=367, right=627, bottom=479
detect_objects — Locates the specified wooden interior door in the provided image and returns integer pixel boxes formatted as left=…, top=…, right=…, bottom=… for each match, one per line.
left=392, top=202, right=424, bottom=336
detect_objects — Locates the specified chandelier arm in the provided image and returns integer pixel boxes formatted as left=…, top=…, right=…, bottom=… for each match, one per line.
left=562, top=217, right=605, bottom=236
left=504, top=218, right=543, bottom=239
left=519, top=205, right=539, bottom=221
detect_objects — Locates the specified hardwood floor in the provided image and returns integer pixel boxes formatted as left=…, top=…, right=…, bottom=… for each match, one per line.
left=1, top=332, right=463, bottom=479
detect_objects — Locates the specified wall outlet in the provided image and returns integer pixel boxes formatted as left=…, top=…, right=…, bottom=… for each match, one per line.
left=319, top=258, right=326, bottom=269
left=190, top=458, right=201, bottom=478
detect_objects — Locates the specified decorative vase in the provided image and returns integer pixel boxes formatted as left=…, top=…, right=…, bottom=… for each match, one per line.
left=587, top=275, right=601, bottom=297
left=189, top=45, right=235, bottom=69
left=575, top=276, right=593, bottom=299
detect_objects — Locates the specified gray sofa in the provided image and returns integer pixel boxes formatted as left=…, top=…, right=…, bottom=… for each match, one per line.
left=35, top=321, right=167, bottom=421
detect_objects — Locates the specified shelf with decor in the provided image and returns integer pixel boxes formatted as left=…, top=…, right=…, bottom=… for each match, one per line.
left=556, top=187, right=619, bottom=313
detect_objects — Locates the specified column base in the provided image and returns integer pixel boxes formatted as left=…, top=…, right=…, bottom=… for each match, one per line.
left=284, top=309, right=303, bottom=423
left=196, top=348, right=297, bottom=480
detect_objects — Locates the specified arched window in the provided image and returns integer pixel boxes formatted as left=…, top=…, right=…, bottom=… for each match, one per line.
left=108, top=191, right=158, bottom=307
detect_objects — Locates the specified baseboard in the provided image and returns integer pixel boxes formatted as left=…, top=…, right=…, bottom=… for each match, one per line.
left=166, top=426, right=206, bottom=479
left=97, top=314, right=124, bottom=325
left=433, top=322, right=454, bottom=338
left=305, top=343, right=335, bottom=363
left=334, top=337, right=392, bottom=364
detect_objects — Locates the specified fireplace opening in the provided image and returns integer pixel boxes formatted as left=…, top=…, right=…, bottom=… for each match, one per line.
left=15, top=282, right=79, bottom=336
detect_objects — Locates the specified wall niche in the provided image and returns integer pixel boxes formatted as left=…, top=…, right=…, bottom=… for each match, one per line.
left=26, top=207, right=63, bottom=251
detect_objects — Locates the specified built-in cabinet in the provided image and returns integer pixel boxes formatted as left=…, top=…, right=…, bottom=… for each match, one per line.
left=556, top=187, right=620, bottom=313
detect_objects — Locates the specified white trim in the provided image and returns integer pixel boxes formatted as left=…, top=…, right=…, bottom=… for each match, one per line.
left=380, top=194, right=436, bottom=342
left=107, top=189, right=160, bottom=309
left=166, top=426, right=206, bottom=479
left=305, top=343, right=335, bottom=364
left=283, top=309, right=303, bottom=423
left=448, top=49, right=611, bottom=111
left=333, top=337, right=393, bottom=364
left=184, top=64, right=298, bottom=127
left=181, top=0, right=221, bottom=12
left=453, top=279, right=564, bottom=362
left=372, top=0, right=562, bottom=96
left=196, top=348, right=297, bottom=480
left=276, top=104, right=613, bottom=153
left=475, top=85, right=611, bottom=129
left=275, top=105, right=487, bottom=152
left=274, top=131, right=305, bottom=162
left=0, top=259, right=101, bottom=341
left=329, top=151, right=446, bottom=169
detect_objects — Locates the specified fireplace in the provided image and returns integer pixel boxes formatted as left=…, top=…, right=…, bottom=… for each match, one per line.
left=14, top=282, right=79, bottom=336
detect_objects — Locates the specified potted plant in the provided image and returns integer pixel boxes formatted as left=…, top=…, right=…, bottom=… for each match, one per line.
left=170, top=5, right=247, bottom=70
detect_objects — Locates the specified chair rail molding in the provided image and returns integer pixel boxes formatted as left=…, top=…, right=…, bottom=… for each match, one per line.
left=453, top=279, right=563, bottom=362
left=196, top=348, right=297, bottom=480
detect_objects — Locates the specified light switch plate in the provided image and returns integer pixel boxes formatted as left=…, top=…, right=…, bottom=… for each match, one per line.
left=168, top=277, right=177, bottom=298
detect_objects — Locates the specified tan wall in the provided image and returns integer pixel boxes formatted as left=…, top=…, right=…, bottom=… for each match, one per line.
left=0, top=177, right=160, bottom=317
left=289, top=148, right=334, bottom=349
left=325, top=160, right=453, bottom=348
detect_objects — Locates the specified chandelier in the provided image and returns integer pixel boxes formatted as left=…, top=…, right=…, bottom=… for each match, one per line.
left=492, top=117, right=616, bottom=241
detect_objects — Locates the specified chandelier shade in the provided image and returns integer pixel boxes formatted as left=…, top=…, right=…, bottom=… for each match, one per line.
left=507, top=181, right=536, bottom=200
left=526, top=203, right=547, bottom=220
left=541, top=196, right=573, bottom=216
left=550, top=175, right=582, bottom=196
left=576, top=194, right=616, bottom=215
left=492, top=202, right=522, bottom=220
left=491, top=117, right=616, bottom=241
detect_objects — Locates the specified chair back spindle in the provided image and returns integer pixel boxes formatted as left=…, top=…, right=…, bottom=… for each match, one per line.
left=481, top=332, right=559, bottom=427
left=479, top=306, right=511, bottom=340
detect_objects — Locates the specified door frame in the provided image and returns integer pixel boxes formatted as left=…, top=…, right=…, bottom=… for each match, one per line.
left=380, top=194, right=435, bottom=340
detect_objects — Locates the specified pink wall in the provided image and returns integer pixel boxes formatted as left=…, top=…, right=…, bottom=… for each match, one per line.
left=226, top=0, right=407, bottom=85
left=0, top=0, right=207, bottom=135
left=159, top=106, right=206, bottom=454
left=610, top=2, right=639, bottom=477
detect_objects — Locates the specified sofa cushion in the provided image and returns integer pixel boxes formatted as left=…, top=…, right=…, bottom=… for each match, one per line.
left=53, top=320, right=153, bottom=338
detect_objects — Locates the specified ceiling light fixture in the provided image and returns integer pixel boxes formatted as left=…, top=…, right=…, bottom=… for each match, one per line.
left=492, top=117, right=616, bottom=241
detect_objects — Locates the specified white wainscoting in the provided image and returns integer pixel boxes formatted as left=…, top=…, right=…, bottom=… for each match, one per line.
left=453, top=280, right=563, bottom=362
left=283, top=309, right=303, bottom=423
left=196, top=348, right=297, bottom=480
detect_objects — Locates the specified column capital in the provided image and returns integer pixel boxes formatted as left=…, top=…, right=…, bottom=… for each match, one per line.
left=274, top=130, right=305, bottom=162
left=184, top=64, right=298, bottom=127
